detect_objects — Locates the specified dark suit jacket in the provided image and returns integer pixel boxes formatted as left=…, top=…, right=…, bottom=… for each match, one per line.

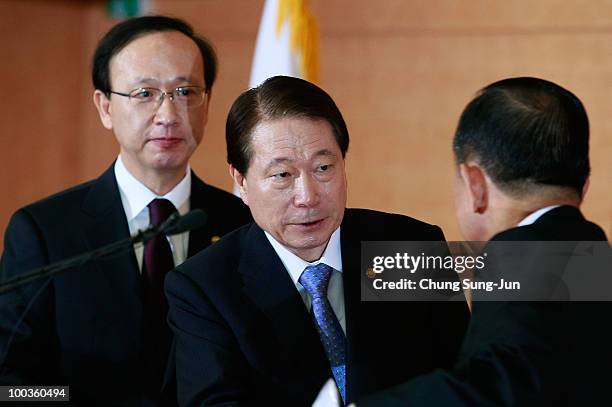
left=0, top=164, right=252, bottom=406
left=165, top=208, right=470, bottom=406
left=360, top=205, right=610, bottom=407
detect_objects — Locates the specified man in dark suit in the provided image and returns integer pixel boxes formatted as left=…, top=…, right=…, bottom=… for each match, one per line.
left=359, top=77, right=610, bottom=406
left=165, top=76, right=469, bottom=406
left=0, top=16, right=251, bottom=405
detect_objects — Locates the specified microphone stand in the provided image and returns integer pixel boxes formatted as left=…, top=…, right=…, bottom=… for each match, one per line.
left=0, top=212, right=187, bottom=294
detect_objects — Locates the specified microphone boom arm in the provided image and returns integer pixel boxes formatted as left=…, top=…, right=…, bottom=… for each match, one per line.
left=0, top=209, right=206, bottom=294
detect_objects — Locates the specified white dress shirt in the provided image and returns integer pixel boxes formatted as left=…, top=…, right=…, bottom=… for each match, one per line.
left=114, top=156, right=191, bottom=272
left=517, top=205, right=561, bottom=227
left=264, top=227, right=346, bottom=334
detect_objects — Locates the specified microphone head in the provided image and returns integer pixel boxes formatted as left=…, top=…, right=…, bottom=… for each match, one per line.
left=163, top=209, right=207, bottom=235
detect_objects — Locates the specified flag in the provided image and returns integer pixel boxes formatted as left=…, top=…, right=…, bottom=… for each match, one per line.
left=249, top=0, right=320, bottom=87
left=235, top=0, right=321, bottom=195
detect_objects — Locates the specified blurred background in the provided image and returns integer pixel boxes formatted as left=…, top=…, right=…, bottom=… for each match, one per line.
left=0, top=0, right=610, bottom=250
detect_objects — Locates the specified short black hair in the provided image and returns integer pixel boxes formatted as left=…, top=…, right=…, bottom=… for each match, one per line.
left=226, top=76, right=349, bottom=175
left=453, top=77, right=590, bottom=195
left=92, top=15, right=217, bottom=95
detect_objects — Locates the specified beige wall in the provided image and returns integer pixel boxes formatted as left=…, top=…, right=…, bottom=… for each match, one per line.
left=1, top=0, right=610, bottom=252
left=312, top=0, right=612, bottom=239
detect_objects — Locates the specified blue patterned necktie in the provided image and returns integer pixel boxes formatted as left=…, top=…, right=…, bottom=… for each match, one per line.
left=299, top=263, right=346, bottom=403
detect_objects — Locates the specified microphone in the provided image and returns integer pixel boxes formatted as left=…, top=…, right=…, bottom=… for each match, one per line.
left=0, top=209, right=207, bottom=294
left=161, top=209, right=207, bottom=236
left=132, top=209, right=207, bottom=244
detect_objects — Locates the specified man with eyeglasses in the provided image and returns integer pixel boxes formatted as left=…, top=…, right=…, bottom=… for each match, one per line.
left=0, top=16, right=251, bottom=405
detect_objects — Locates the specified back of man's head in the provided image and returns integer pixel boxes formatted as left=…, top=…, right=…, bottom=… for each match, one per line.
left=453, top=77, right=590, bottom=198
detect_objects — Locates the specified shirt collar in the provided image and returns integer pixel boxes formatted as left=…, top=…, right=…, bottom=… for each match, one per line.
left=517, top=205, right=561, bottom=227
left=114, top=155, right=191, bottom=221
left=264, top=227, right=343, bottom=286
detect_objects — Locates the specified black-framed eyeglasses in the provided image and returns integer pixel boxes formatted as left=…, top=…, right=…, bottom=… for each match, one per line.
left=109, top=86, right=207, bottom=109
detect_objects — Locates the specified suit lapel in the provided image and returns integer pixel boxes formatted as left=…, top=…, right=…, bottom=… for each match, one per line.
left=339, top=209, right=391, bottom=401
left=81, top=164, right=141, bottom=314
left=340, top=210, right=359, bottom=337
left=338, top=210, right=365, bottom=400
left=238, top=224, right=330, bottom=398
left=186, top=173, right=213, bottom=257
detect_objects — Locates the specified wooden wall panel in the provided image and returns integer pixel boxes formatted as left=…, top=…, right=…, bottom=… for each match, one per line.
left=0, top=0, right=93, bottom=246
left=1, top=0, right=610, bottom=253
left=311, top=1, right=612, bottom=238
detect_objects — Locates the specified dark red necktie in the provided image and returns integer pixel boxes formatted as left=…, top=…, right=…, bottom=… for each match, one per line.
left=142, top=198, right=177, bottom=389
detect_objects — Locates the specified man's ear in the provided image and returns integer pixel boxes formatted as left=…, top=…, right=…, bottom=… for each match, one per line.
left=93, top=90, right=113, bottom=130
left=201, top=88, right=213, bottom=127
left=229, top=165, right=248, bottom=205
left=459, top=162, right=488, bottom=214
left=581, top=176, right=590, bottom=200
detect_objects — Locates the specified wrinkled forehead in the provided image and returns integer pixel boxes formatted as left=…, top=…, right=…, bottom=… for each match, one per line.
left=249, top=117, right=340, bottom=161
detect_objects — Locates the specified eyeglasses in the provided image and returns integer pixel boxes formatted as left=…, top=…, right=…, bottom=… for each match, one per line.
left=109, top=86, right=207, bottom=109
